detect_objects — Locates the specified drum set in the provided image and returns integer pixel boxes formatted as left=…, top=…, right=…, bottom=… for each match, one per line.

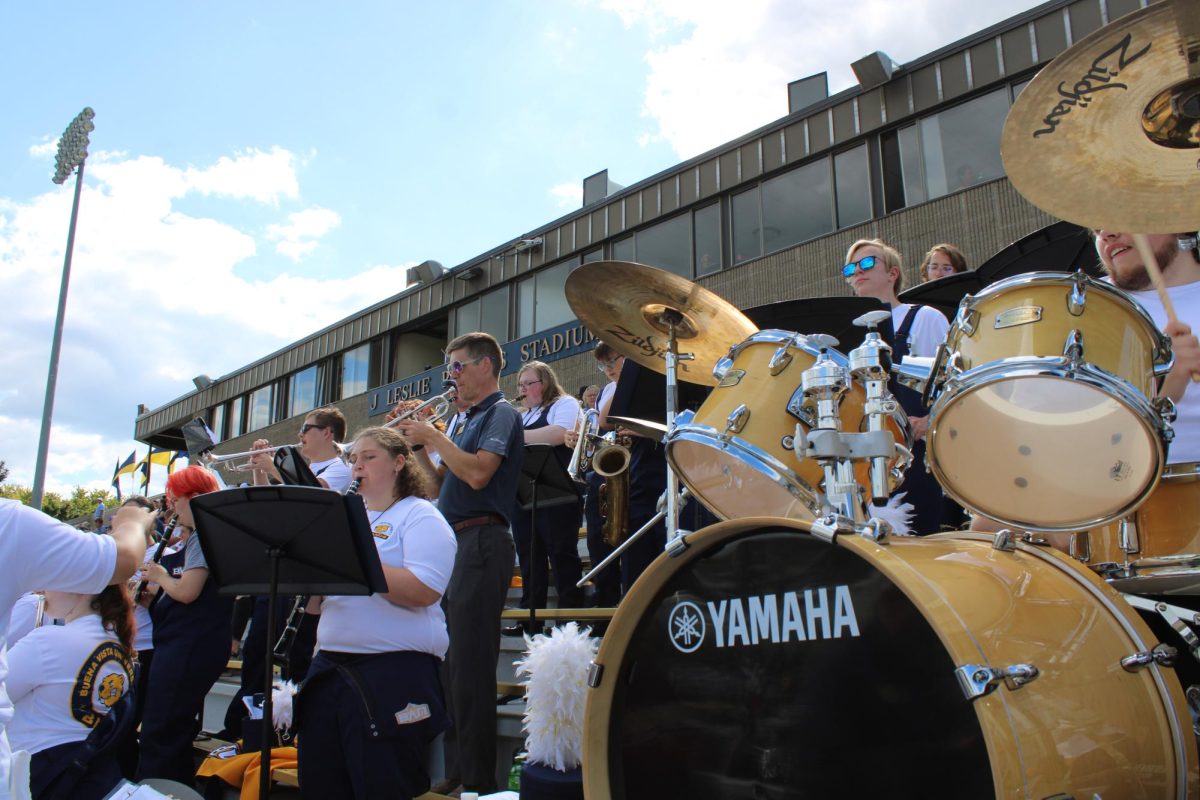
left=567, top=0, right=1200, bottom=796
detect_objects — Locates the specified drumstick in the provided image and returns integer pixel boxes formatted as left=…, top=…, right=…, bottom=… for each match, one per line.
left=1133, top=233, right=1200, bottom=383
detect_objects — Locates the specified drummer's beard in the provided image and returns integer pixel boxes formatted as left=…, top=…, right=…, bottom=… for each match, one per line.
left=1105, top=239, right=1176, bottom=292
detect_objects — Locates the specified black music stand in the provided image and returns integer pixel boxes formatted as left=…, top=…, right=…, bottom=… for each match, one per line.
left=190, top=485, right=387, bottom=800
left=272, top=445, right=321, bottom=487
left=517, top=444, right=581, bottom=624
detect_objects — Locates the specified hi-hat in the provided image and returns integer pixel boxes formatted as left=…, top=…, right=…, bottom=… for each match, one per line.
left=1001, top=0, right=1199, bottom=233
left=565, top=261, right=757, bottom=386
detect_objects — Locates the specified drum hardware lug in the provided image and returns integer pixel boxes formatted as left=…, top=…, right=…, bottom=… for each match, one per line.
left=955, top=305, right=979, bottom=337
left=767, top=346, right=793, bottom=376
left=955, top=663, right=1039, bottom=700
left=1121, top=643, right=1177, bottom=672
left=1067, top=272, right=1087, bottom=316
left=857, top=517, right=892, bottom=543
left=785, top=388, right=817, bottom=426
left=1063, top=329, right=1084, bottom=366
left=723, top=404, right=750, bottom=438
left=712, top=354, right=735, bottom=381
left=1018, top=532, right=1050, bottom=546
left=809, top=513, right=853, bottom=544
left=1068, top=531, right=1092, bottom=563
left=1090, top=561, right=1124, bottom=577
left=1151, top=395, right=1178, bottom=424
left=992, top=529, right=1018, bottom=552
left=587, top=661, right=604, bottom=688
left=1118, top=517, right=1140, bottom=556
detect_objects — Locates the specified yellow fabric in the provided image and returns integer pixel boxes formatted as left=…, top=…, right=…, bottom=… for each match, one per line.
left=197, top=746, right=299, bottom=800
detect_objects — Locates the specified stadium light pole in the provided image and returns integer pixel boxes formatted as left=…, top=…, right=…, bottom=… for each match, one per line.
left=30, top=107, right=95, bottom=510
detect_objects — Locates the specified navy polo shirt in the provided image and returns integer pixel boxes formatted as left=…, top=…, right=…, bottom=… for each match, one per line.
left=437, top=391, right=524, bottom=525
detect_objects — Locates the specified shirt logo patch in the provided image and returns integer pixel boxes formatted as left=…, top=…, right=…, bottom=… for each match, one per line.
left=372, top=522, right=393, bottom=540
left=72, top=641, right=133, bottom=727
left=395, top=703, right=431, bottom=725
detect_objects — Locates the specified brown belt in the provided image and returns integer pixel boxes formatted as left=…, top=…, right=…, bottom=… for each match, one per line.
left=450, top=513, right=507, bottom=532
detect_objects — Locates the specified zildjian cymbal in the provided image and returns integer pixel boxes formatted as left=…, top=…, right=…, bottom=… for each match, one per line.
left=565, top=261, right=757, bottom=386
left=1001, top=0, right=1200, bottom=233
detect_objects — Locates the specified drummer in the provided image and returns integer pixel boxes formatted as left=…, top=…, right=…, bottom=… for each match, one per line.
left=844, top=239, right=950, bottom=534
left=1096, top=230, right=1200, bottom=459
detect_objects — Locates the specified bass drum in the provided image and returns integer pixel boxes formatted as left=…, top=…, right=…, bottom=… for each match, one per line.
left=583, top=519, right=1197, bottom=799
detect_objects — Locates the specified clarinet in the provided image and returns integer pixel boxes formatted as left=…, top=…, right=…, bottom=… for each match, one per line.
left=134, top=514, right=179, bottom=604
left=272, top=478, right=361, bottom=666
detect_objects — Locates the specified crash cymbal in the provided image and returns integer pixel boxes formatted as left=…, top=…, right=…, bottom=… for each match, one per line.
left=608, top=415, right=669, bottom=440
left=565, top=261, right=757, bottom=386
left=1001, top=0, right=1200, bottom=233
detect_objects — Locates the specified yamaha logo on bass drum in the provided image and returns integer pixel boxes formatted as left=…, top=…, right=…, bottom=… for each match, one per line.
left=668, top=585, right=861, bottom=654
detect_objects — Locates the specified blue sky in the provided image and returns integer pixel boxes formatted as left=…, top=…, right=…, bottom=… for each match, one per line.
left=0, top=0, right=1042, bottom=495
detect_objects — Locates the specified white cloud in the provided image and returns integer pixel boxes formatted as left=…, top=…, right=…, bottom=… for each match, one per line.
left=548, top=182, right=583, bottom=210
left=591, top=0, right=1042, bottom=158
left=265, top=207, right=342, bottom=261
left=0, top=148, right=411, bottom=494
left=28, top=139, right=56, bottom=158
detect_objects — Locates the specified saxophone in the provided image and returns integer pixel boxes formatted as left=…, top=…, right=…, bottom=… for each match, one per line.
left=594, top=432, right=632, bottom=546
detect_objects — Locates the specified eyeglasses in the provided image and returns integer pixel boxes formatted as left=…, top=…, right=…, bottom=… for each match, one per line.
left=299, top=423, right=327, bottom=435
left=517, top=379, right=542, bottom=389
left=597, top=357, right=622, bottom=372
left=841, top=255, right=878, bottom=278
left=447, top=356, right=486, bottom=375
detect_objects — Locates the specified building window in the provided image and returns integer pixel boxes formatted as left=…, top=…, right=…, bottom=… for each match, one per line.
left=634, top=214, right=691, bottom=277
left=731, top=188, right=762, bottom=265
left=515, top=259, right=576, bottom=338
left=210, top=404, right=226, bottom=443
left=919, top=87, right=1009, bottom=197
left=228, top=398, right=244, bottom=439
left=762, top=158, right=833, bottom=255
left=247, top=385, right=275, bottom=432
left=611, top=236, right=634, bottom=262
left=341, top=344, right=370, bottom=399
left=456, top=287, right=510, bottom=342
left=289, top=366, right=318, bottom=418
left=694, top=202, right=721, bottom=276
left=834, top=144, right=872, bottom=227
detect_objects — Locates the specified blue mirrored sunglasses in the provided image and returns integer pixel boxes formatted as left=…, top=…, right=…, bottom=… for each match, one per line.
left=841, top=255, right=878, bottom=278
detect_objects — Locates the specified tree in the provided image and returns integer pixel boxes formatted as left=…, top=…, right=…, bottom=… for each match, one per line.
left=0, top=484, right=120, bottom=523
left=0, top=460, right=8, bottom=483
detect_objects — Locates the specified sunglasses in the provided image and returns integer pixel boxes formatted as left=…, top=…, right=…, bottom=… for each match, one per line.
left=447, top=356, right=486, bottom=375
left=841, top=255, right=878, bottom=278
left=299, top=423, right=327, bottom=435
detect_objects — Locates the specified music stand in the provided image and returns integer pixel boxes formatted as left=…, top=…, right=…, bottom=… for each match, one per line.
left=272, top=445, right=321, bottom=487
left=517, top=444, right=581, bottom=625
left=190, top=485, right=387, bottom=800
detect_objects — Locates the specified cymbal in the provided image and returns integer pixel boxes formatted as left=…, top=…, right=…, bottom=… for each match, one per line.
left=1001, top=0, right=1199, bottom=233
left=565, top=261, right=757, bottom=386
left=608, top=415, right=669, bottom=440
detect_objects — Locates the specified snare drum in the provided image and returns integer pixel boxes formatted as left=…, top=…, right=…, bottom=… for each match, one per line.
left=1061, top=462, right=1200, bottom=595
left=665, top=330, right=910, bottom=520
left=928, top=271, right=1174, bottom=532
left=584, top=518, right=1197, bottom=799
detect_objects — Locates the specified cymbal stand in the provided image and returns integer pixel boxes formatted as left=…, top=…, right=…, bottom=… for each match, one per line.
left=661, top=310, right=692, bottom=556
left=577, top=486, right=692, bottom=589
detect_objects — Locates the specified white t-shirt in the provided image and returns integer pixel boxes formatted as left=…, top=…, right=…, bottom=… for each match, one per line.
left=6, top=614, right=131, bottom=756
left=4, top=597, right=39, bottom=650
left=892, top=303, right=949, bottom=359
left=311, top=456, right=353, bottom=493
left=597, top=381, right=617, bottom=419
left=0, top=500, right=116, bottom=795
left=1127, top=281, right=1200, bottom=464
left=317, top=496, right=457, bottom=658
left=522, top=395, right=581, bottom=431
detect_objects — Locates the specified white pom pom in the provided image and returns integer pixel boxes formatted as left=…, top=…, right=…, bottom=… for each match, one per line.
left=272, top=680, right=299, bottom=732
left=513, top=621, right=598, bottom=771
left=870, top=491, right=916, bottom=535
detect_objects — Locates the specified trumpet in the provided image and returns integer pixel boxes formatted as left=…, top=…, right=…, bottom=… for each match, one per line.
left=383, top=384, right=458, bottom=430
left=567, top=408, right=601, bottom=481
left=201, top=442, right=351, bottom=472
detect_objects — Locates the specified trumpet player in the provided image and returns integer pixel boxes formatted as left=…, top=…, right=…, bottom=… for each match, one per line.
left=245, top=406, right=352, bottom=491
left=512, top=361, right=584, bottom=611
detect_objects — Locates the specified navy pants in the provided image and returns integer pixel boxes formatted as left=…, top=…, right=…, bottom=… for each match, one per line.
left=31, top=739, right=123, bottom=800
left=512, top=498, right=584, bottom=609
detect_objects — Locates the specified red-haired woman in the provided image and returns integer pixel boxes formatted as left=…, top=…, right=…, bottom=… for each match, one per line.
left=7, top=583, right=135, bottom=799
left=136, top=466, right=232, bottom=786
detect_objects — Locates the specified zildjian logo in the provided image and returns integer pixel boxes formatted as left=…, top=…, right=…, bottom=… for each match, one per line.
left=1032, top=32, right=1150, bottom=138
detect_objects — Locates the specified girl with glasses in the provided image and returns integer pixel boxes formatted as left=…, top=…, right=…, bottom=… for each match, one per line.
left=844, top=239, right=951, bottom=534
left=919, top=243, right=969, bottom=283
left=511, top=361, right=585, bottom=611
